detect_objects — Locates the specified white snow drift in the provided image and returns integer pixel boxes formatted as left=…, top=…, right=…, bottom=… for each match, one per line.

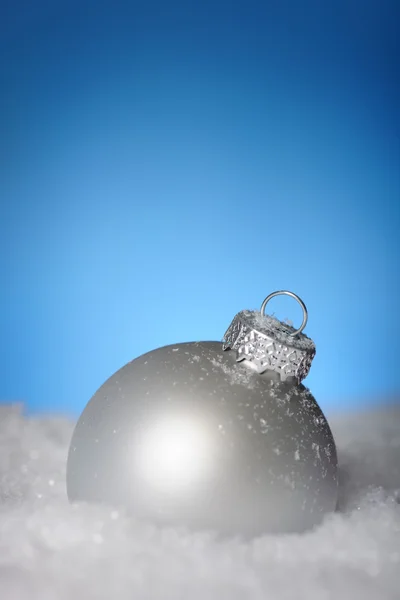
left=0, top=402, right=399, bottom=600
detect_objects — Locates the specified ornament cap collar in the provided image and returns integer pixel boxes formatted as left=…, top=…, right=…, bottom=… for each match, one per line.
left=223, top=290, right=316, bottom=384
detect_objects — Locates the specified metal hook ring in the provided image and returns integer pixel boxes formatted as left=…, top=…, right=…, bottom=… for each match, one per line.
left=260, top=290, right=308, bottom=336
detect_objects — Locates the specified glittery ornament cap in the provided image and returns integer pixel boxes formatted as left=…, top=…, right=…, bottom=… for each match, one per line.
left=222, top=291, right=316, bottom=384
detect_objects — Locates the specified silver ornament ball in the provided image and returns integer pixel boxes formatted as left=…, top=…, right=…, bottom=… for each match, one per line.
left=67, top=292, right=338, bottom=537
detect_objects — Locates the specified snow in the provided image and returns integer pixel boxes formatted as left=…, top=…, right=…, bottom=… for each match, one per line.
left=210, top=355, right=257, bottom=387
left=243, top=310, right=315, bottom=351
left=1, top=402, right=400, bottom=600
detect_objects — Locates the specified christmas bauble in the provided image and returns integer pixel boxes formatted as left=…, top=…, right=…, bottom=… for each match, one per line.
left=67, top=291, right=338, bottom=537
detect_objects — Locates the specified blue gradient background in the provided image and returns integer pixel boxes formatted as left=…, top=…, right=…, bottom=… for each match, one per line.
left=1, top=0, right=399, bottom=415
